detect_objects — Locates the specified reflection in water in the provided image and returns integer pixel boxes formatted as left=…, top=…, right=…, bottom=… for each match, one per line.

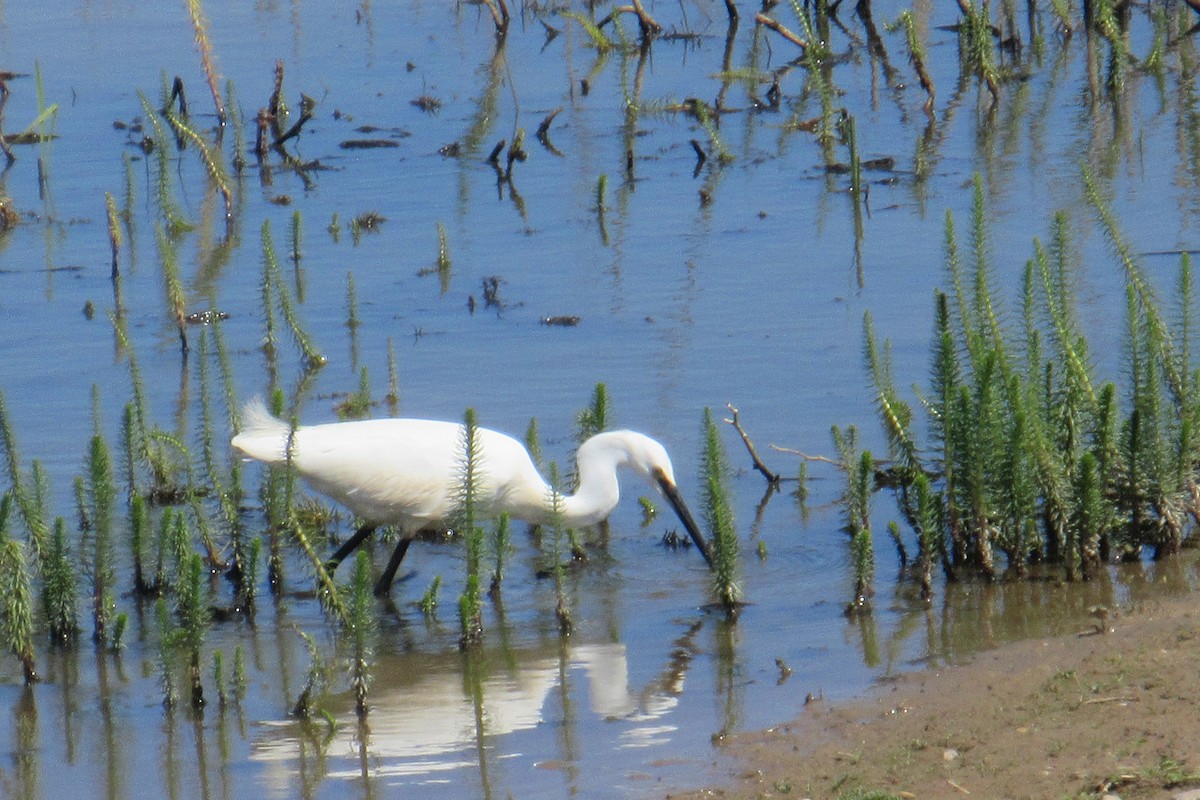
left=250, top=640, right=687, bottom=794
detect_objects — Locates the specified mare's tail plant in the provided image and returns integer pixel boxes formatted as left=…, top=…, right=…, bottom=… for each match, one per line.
left=833, top=426, right=874, bottom=611
left=546, top=462, right=572, bottom=634
left=85, top=389, right=117, bottom=646
left=456, top=408, right=484, bottom=647
left=701, top=408, right=740, bottom=613
left=0, top=497, right=38, bottom=683
left=178, top=551, right=210, bottom=711
left=261, top=220, right=325, bottom=369
left=855, top=173, right=1200, bottom=592
left=345, top=550, right=377, bottom=719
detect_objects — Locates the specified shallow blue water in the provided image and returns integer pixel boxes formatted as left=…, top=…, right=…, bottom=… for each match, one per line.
left=0, top=2, right=1197, bottom=798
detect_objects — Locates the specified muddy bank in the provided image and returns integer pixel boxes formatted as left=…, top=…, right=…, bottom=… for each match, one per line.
left=670, top=593, right=1200, bottom=800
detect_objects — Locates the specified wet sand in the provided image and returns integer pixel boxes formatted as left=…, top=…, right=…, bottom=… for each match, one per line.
left=670, top=593, right=1200, bottom=800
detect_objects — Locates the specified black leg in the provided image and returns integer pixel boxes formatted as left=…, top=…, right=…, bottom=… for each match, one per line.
left=373, top=538, right=412, bottom=597
left=326, top=523, right=377, bottom=574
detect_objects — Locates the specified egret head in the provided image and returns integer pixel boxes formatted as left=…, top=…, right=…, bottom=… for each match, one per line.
left=586, top=430, right=714, bottom=569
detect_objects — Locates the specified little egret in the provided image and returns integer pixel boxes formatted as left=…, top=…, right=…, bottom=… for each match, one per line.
left=231, top=399, right=713, bottom=595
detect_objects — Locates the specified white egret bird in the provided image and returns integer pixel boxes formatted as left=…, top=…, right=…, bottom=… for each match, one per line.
left=231, top=399, right=713, bottom=595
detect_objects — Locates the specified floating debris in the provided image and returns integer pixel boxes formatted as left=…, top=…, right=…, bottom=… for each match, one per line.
left=411, top=94, right=442, bottom=113
left=540, top=315, right=580, bottom=327
left=339, top=139, right=400, bottom=149
left=185, top=310, right=231, bottom=326
left=352, top=211, right=386, bottom=230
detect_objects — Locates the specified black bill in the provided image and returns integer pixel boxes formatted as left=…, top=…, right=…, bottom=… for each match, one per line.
left=657, top=472, right=714, bottom=570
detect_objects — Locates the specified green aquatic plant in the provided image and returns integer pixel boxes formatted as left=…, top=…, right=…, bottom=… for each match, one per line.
left=85, top=394, right=117, bottom=646
left=546, top=462, right=572, bottom=634
left=345, top=550, right=377, bottom=719
left=154, top=224, right=188, bottom=356
left=185, top=0, right=226, bottom=127
left=386, top=338, right=401, bottom=416
left=701, top=408, right=740, bottom=612
left=525, top=417, right=543, bottom=470
left=290, top=210, right=304, bottom=299
left=292, top=630, right=329, bottom=720
left=43, top=516, right=79, bottom=643
left=0, top=392, right=50, bottom=564
left=560, top=10, right=617, bottom=51
left=954, top=0, right=999, bottom=104
left=261, top=220, right=326, bottom=369
left=833, top=426, right=874, bottom=610
left=489, top=512, right=511, bottom=597
left=212, top=650, right=227, bottom=710
left=345, top=271, right=359, bottom=332
left=418, top=575, right=441, bottom=616
left=154, top=597, right=179, bottom=710
left=854, top=172, right=1200, bottom=594
left=161, top=106, right=232, bottom=219
left=457, top=408, right=484, bottom=647
left=137, top=91, right=189, bottom=237
left=0, top=502, right=37, bottom=683
left=197, top=329, right=244, bottom=591
left=576, top=382, right=610, bottom=442
left=225, top=79, right=246, bottom=171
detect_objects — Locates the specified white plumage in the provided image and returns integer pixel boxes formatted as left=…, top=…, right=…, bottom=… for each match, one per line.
left=231, top=399, right=711, bottom=594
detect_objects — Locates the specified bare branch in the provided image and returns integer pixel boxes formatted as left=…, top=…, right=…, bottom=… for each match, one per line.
left=724, top=404, right=780, bottom=484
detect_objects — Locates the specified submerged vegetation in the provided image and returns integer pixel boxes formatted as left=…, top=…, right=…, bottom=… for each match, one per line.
left=0, top=0, right=1197, bottom=796
left=856, top=174, right=1200, bottom=603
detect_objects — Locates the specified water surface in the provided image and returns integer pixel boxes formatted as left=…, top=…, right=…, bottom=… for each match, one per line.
left=0, top=2, right=1197, bottom=798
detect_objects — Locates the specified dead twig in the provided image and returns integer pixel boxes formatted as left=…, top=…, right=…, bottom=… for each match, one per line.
left=754, top=13, right=808, bottom=50
left=273, top=94, right=317, bottom=147
left=0, top=76, right=15, bottom=165
left=724, top=404, right=780, bottom=484
left=769, top=444, right=842, bottom=467
left=481, top=0, right=510, bottom=35
left=597, top=2, right=663, bottom=40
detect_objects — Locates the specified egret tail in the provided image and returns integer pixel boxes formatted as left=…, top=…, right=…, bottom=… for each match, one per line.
left=231, top=398, right=293, bottom=464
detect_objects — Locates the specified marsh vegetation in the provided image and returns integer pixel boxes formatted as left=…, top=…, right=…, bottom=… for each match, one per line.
left=0, top=1, right=1198, bottom=797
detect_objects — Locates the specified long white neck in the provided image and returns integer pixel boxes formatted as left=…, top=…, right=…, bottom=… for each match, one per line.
left=530, top=432, right=644, bottom=528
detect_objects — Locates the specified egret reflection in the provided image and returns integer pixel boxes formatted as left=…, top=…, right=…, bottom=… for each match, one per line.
left=251, top=640, right=689, bottom=791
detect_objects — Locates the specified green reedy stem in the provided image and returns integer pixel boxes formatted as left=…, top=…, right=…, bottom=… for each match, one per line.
left=225, top=80, right=246, bottom=171
left=0, top=391, right=49, bottom=564
left=231, top=645, right=247, bottom=704
left=44, top=516, right=79, bottom=642
left=186, top=0, right=227, bottom=127
left=576, top=383, right=610, bottom=442
left=0, top=513, right=38, bottom=683
left=87, top=402, right=117, bottom=646
left=262, top=220, right=326, bottom=369
left=346, top=550, right=377, bottom=719
left=418, top=575, right=442, bottom=616
left=546, top=462, right=572, bottom=635
left=702, top=408, right=740, bottom=613
left=525, top=418, right=543, bottom=470
left=177, top=552, right=209, bottom=711
left=386, top=338, right=400, bottom=416
left=292, top=630, right=327, bottom=719
left=161, top=108, right=232, bottom=220
left=848, top=449, right=875, bottom=609
left=136, top=92, right=188, bottom=236
left=154, top=597, right=178, bottom=710
left=457, top=409, right=484, bottom=647
left=198, top=330, right=241, bottom=579
left=212, top=651, right=227, bottom=710
left=155, top=224, right=189, bottom=358
left=129, top=493, right=150, bottom=594
left=290, top=211, right=304, bottom=301
left=489, top=513, right=511, bottom=597
left=435, top=222, right=452, bottom=294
